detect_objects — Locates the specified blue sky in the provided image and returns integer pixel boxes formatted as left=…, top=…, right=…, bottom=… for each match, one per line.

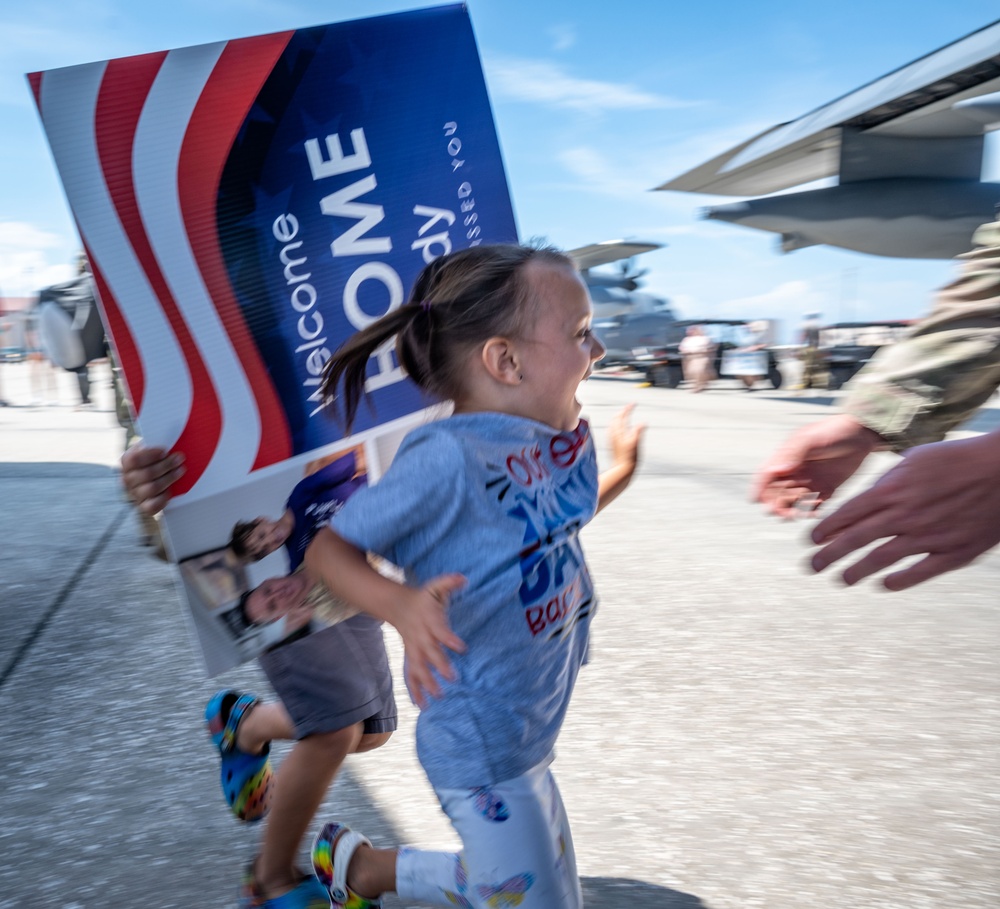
left=2, top=1, right=998, bottom=341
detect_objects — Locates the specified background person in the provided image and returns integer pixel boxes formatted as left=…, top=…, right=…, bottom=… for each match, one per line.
left=35, top=256, right=105, bottom=410
left=24, top=309, right=60, bottom=405
left=734, top=320, right=769, bottom=390
left=797, top=311, right=824, bottom=392
left=0, top=316, right=10, bottom=407
left=753, top=215, right=1000, bottom=590
left=679, top=324, right=715, bottom=393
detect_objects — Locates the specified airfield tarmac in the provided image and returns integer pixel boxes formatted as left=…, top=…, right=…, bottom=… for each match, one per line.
left=0, top=360, right=997, bottom=909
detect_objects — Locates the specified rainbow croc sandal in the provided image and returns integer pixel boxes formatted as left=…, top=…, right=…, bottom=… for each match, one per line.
left=205, top=689, right=273, bottom=822
left=312, top=823, right=382, bottom=908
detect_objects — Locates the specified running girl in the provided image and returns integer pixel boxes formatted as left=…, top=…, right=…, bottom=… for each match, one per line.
left=304, top=243, right=643, bottom=909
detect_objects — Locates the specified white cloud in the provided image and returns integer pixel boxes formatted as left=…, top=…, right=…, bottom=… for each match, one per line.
left=557, top=147, right=633, bottom=191
left=555, top=147, right=702, bottom=210
left=0, top=222, right=65, bottom=250
left=635, top=222, right=731, bottom=241
left=547, top=24, right=576, bottom=52
left=668, top=292, right=700, bottom=314
left=711, top=280, right=825, bottom=326
left=549, top=148, right=747, bottom=239
left=0, top=222, right=76, bottom=297
left=486, top=55, right=695, bottom=113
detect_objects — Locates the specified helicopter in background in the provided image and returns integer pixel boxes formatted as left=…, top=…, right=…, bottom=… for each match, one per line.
left=565, top=239, right=679, bottom=368
left=566, top=239, right=672, bottom=316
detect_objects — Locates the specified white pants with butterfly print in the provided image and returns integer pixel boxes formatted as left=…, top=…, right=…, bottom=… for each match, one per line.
left=395, top=755, right=582, bottom=908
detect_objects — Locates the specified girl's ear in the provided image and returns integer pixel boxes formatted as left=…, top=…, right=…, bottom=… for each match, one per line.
left=481, top=336, right=523, bottom=386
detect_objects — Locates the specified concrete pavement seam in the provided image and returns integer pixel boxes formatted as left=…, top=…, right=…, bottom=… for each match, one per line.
left=0, top=502, right=131, bottom=689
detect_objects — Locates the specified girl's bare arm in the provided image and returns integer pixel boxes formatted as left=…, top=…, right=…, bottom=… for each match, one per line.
left=305, top=527, right=466, bottom=706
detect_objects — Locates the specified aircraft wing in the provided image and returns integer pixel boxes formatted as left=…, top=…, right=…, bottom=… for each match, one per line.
left=657, top=19, right=1000, bottom=197
left=566, top=239, right=663, bottom=271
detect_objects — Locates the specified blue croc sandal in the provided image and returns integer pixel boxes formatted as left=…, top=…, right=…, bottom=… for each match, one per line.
left=205, top=689, right=273, bottom=823
left=312, top=823, right=382, bottom=908
left=240, top=864, right=331, bottom=909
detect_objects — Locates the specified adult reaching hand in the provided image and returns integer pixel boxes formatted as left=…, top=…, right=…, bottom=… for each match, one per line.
left=754, top=212, right=1000, bottom=589
left=809, top=426, right=1000, bottom=590
left=752, top=414, right=882, bottom=518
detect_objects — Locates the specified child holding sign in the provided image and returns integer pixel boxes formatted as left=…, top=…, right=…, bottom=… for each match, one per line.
left=122, top=447, right=394, bottom=909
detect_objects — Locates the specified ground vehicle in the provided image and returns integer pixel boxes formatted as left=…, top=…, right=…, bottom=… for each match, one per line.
left=819, top=320, right=911, bottom=389
left=630, top=318, right=783, bottom=389
left=591, top=307, right=684, bottom=369
left=0, top=347, right=26, bottom=362
left=0, top=312, right=27, bottom=361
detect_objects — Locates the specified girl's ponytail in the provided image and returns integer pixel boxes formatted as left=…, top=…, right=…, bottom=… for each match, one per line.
left=319, top=305, right=418, bottom=432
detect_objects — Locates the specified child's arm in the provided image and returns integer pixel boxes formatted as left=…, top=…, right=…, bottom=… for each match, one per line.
left=305, top=526, right=466, bottom=707
left=597, top=404, right=645, bottom=513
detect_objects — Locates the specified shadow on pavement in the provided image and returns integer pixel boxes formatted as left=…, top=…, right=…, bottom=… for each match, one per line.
left=583, top=877, right=706, bottom=907
left=0, top=461, right=119, bottom=479
left=766, top=393, right=836, bottom=406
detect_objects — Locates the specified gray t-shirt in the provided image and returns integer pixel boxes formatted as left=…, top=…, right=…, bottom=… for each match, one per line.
left=333, top=411, right=599, bottom=789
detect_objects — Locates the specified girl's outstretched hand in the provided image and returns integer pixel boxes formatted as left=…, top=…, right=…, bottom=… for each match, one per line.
left=608, top=403, right=644, bottom=472
left=597, top=404, right=645, bottom=513
left=397, top=573, right=467, bottom=707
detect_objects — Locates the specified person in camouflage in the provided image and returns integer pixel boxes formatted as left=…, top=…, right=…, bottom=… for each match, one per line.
left=754, top=216, right=1000, bottom=590
left=796, top=312, right=825, bottom=392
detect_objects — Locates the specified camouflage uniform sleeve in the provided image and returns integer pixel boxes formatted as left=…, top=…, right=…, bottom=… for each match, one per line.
left=842, top=219, right=1000, bottom=451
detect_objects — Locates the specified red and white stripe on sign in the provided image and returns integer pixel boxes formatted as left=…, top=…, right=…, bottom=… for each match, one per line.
left=28, top=32, right=295, bottom=501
